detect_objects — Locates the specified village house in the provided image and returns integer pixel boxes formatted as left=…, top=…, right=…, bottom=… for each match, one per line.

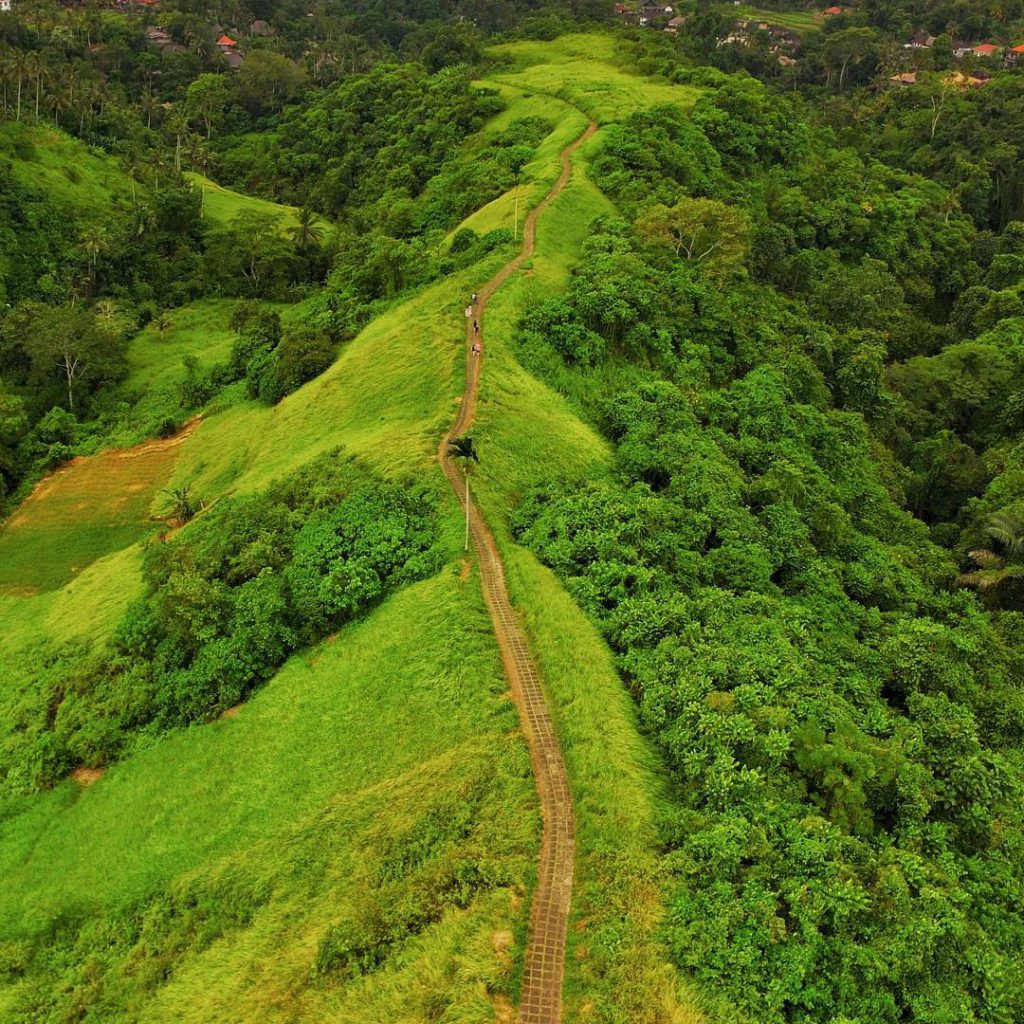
left=612, top=3, right=638, bottom=24
left=767, top=25, right=801, bottom=52
left=1006, top=43, right=1024, bottom=64
left=664, top=14, right=686, bottom=33
left=718, top=18, right=799, bottom=52
left=638, top=2, right=672, bottom=25
left=820, top=6, right=851, bottom=18
left=904, top=32, right=936, bottom=50
left=216, top=33, right=237, bottom=51
left=889, top=71, right=918, bottom=86
left=952, top=41, right=976, bottom=58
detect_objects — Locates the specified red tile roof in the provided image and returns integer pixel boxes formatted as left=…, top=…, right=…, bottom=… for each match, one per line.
left=217, top=34, right=236, bottom=45
left=973, top=43, right=1001, bottom=54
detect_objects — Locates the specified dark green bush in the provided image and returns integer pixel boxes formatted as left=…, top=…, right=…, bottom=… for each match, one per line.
left=3, top=454, right=440, bottom=793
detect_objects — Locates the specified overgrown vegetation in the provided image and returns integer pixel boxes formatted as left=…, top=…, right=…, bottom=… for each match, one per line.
left=508, top=72, right=1024, bottom=1024
left=6, top=1, right=1024, bottom=1019
left=1, top=452, right=440, bottom=796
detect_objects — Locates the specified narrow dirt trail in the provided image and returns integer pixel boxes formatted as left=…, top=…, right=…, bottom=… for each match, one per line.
left=439, top=120, right=597, bottom=1024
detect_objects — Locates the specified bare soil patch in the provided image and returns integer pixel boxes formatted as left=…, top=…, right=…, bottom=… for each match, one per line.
left=72, top=766, right=104, bottom=787
left=0, top=418, right=202, bottom=593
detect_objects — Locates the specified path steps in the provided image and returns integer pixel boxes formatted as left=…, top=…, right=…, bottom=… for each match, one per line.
left=439, top=120, right=597, bottom=1024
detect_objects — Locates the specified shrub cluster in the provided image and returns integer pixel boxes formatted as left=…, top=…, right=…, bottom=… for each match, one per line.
left=0, top=453, right=441, bottom=795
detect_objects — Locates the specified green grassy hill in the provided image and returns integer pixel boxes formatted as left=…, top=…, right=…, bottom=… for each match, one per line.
left=185, top=172, right=331, bottom=231
left=0, top=35, right=711, bottom=1024
left=0, top=122, right=139, bottom=223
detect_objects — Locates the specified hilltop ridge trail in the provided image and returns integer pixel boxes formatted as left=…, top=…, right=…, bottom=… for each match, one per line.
left=439, top=119, right=597, bottom=1023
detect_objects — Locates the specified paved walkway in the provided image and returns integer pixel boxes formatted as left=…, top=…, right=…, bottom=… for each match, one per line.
left=439, top=121, right=597, bottom=1023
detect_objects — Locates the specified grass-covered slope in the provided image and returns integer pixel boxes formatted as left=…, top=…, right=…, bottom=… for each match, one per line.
left=185, top=172, right=332, bottom=231
left=487, top=34, right=701, bottom=123
left=0, top=426, right=193, bottom=595
left=0, top=122, right=139, bottom=223
left=0, top=570, right=537, bottom=1021
left=0, top=34, right=709, bottom=1023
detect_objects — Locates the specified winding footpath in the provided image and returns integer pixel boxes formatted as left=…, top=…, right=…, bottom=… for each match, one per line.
left=439, top=120, right=597, bottom=1023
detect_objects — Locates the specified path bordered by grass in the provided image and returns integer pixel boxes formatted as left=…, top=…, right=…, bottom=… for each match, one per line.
left=462, top=68, right=709, bottom=1021
left=0, top=33, right=708, bottom=1020
left=0, top=570, right=537, bottom=1022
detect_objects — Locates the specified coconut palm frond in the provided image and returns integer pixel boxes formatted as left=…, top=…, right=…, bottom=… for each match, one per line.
left=966, top=548, right=1002, bottom=569
left=448, top=435, right=479, bottom=463
left=983, top=513, right=1024, bottom=561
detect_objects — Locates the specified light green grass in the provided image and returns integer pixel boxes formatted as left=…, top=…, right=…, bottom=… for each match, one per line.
left=733, top=4, right=821, bottom=32
left=0, top=123, right=137, bottom=222
left=163, top=260, right=502, bottom=499
left=0, top=545, right=143, bottom=655
left=0, top=570, right=537, bottom=1020
left=450, top=85, right=589, bottom=240
left=487, top=33, right=701, bottom=123
left=0, top=572, right=519, bottom=928
left=186, top=172, right=329, bottom=231
left=123, top=299, right=241, bottom=395
left=106, top=298, right=244, bottom=441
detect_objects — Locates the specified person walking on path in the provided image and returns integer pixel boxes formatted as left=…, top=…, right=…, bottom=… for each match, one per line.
left=465, top=305, right=473, bottom=319
left=473, top=319, right=479, bottom=334
left=472, top=341, right=481, bottom=356
left=471, top=292, right=478, bottom=305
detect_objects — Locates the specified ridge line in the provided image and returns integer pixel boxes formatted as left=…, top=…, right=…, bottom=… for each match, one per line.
left=439, top=118, right=597, bottom=1023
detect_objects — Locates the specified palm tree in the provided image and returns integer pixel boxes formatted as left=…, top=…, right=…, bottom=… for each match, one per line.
left=160, top=483, right=203, bottom=523
left=958, top=512, right=1024, bottom=608
left=11, top=49, right=30, bottom=121
left=139, top=90, right=160, bottom=130
left=0, top=47, right=14, bottom=115
left=447, top=435, right=479, bottom=551
left=289, top=207, right=322, bottom=254
left=166, top=108, right=188, bottom=172
left=81, top=225, right=105, bottom=293
left=77, top=78, right=98, bottom=133
left=26, top=51, right=49, bottom=121
left=500, top=144, right=534, bottom=241
left=50, top=74, right=73, bottom=126
left=120, top=150, right=141, bottom=205
left=149, top=148, right=167, bottom=190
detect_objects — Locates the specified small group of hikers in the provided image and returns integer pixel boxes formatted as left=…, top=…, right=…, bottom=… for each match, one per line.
left=465, top=293, right=482, bottom=355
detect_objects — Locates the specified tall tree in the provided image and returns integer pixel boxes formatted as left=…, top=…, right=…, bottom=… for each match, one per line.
left=447, top=434, right=479, bottom=551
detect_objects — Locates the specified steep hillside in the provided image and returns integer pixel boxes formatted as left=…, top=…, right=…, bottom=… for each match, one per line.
left=0, top=35, right=707, bottom=1024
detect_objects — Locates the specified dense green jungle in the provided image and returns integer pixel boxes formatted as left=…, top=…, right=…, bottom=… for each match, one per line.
left=1, top=0, right=1023, bottom=1020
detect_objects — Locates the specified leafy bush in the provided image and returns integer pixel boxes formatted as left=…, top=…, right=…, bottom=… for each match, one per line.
left=0, top=454, right=440, bottom=795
